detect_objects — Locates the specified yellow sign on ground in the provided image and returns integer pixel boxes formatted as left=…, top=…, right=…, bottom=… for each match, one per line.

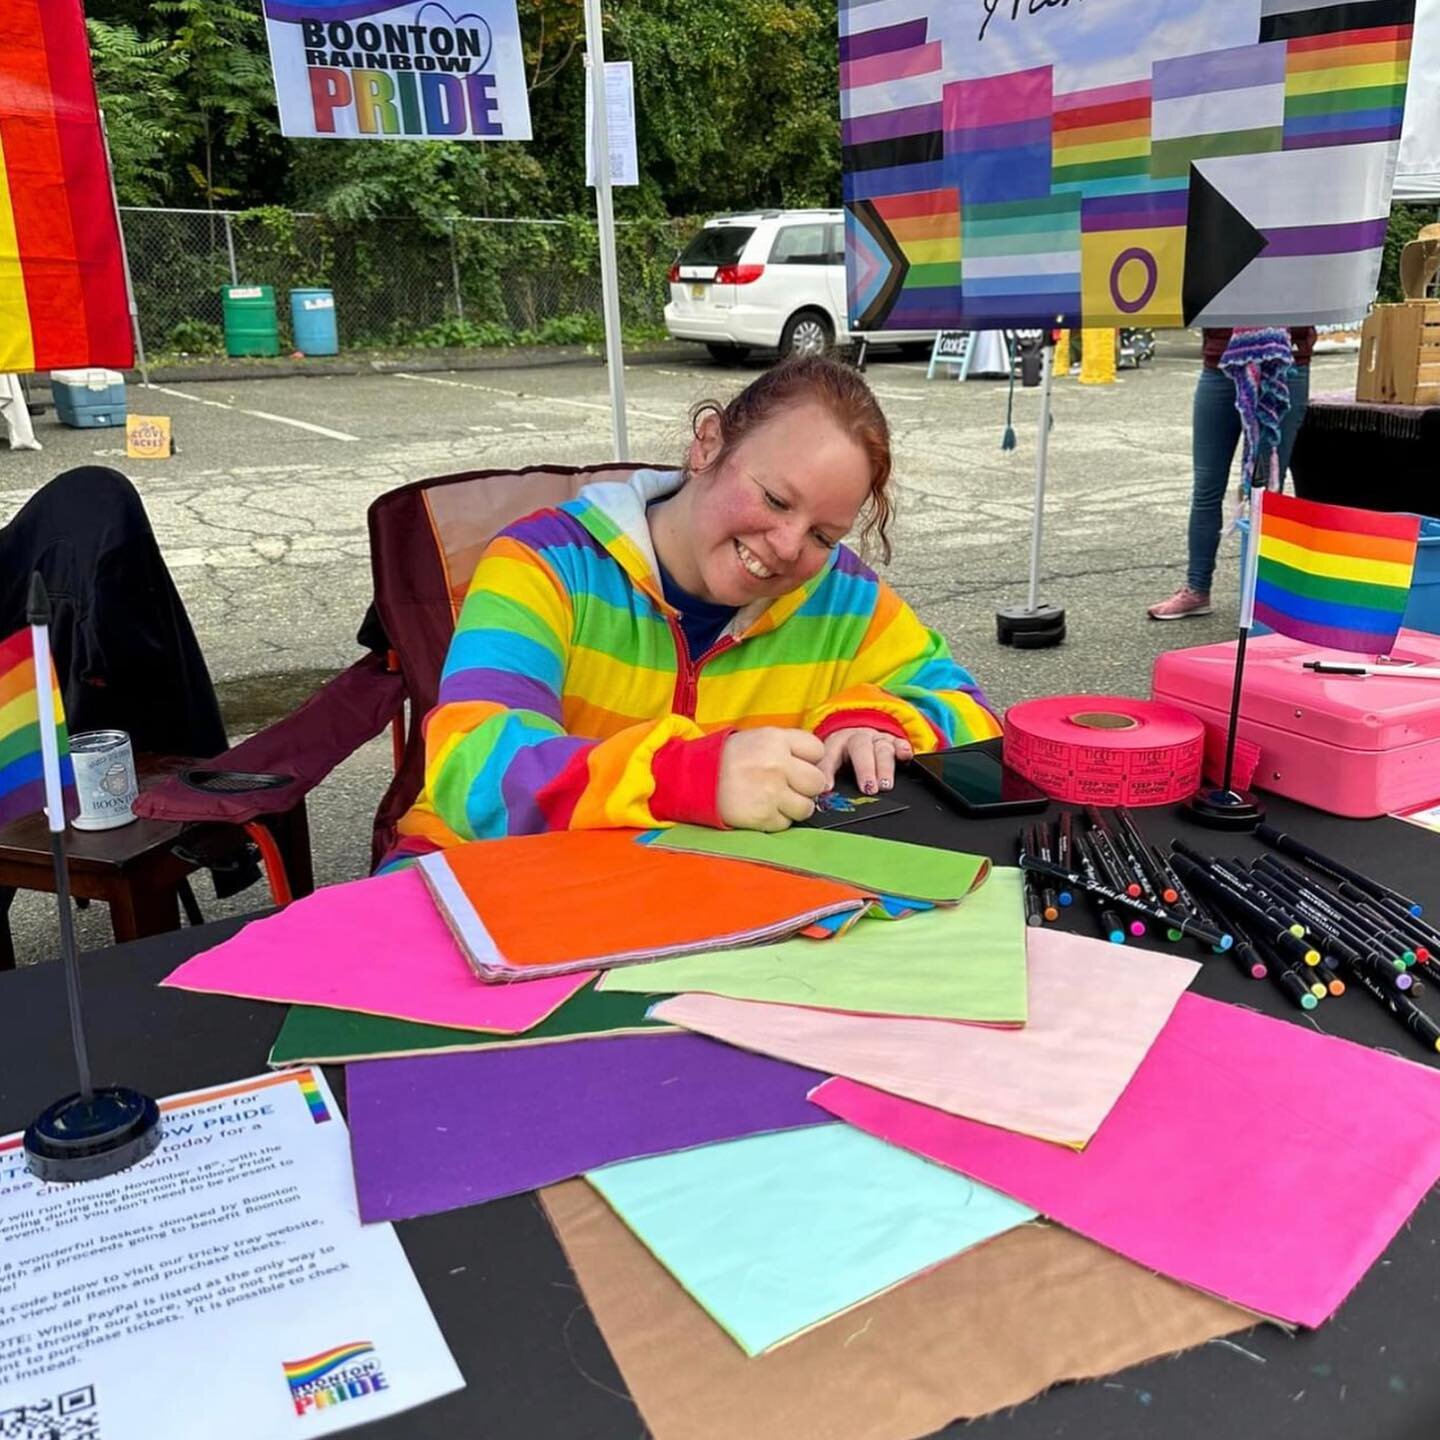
left=125, top=414, right=172, bottom=458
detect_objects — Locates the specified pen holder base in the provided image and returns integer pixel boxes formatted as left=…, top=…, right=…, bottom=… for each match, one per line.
left=24, top=1086, right=162, bottom=1183
left=1182, top=786, right=1266, bottom=832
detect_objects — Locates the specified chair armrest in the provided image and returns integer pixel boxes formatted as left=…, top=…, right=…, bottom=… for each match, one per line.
left=133, top=653, right=406, bottom=827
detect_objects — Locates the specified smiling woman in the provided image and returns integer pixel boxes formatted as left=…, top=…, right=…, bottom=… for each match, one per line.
left=387, top=355, right=1001, bottom=860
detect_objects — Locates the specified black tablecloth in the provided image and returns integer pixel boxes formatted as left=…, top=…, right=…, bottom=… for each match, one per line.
left=3, top=781, right=1440, bottom=1440
left=1291, top=392, right=1440, bottom=515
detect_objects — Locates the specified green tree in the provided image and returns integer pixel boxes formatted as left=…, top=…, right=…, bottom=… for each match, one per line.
left=150, top=0, right=280, bottom=206
left=87, top=17, right=188, bottom=204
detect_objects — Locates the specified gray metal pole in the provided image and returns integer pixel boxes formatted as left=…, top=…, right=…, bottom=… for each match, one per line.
left=99, top=113, right=150, bottom=387
left=583, top=0, right=630, bottom=461
left=224, top=211, right=239, bottom=286
left=1025, top=340, right=1055, bottom=614
left=449, top=219, right=466, bottom=319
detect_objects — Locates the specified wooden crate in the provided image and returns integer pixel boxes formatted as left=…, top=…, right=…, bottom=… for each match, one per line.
left=1356, top=301, right=1440, bottom=406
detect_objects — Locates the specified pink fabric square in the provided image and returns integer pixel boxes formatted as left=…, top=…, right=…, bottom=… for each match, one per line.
left=161, top=868, right=591, bottom=1032
left=814, top=993, right=1440, bottom=1326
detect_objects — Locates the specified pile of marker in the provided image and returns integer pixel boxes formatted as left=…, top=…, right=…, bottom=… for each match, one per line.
left=1019, top=810, right=1440, bottom=1054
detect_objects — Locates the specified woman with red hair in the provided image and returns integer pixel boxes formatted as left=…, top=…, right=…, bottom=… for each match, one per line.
left=392, top=355, right=1000, bottom=857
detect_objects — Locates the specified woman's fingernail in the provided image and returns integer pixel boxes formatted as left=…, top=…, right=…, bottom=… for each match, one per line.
left=880, top=779, right=892, bottom=790
left=864, top=782, right=877, bottom=794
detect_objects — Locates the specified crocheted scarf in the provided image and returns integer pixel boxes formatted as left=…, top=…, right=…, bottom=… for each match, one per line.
left=1219, top=328, right=1294, bottom=490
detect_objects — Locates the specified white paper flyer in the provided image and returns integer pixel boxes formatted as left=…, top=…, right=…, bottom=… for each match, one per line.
left=0, top=1068, right=463, bottom=1438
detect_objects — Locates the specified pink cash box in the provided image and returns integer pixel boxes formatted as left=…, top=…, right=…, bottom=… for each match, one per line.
left=1151, top=628, right=1440, bottom=819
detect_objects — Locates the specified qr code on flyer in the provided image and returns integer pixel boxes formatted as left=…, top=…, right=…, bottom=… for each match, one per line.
left=0, top=1385, right=100, bottom=1439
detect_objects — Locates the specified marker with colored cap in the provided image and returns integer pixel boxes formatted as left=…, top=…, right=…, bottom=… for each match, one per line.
left=1018, top=829, right=1044, bottom=928
left=1022, top=850, right=1231, bottom=950
left=1080, top=828, right=1146, bottom=936
left=1256, top=824, right=1422, bottom=917
left=1070, top=835, right=1127, bottom=944
left=1345, top=965, right=1440, bottom=1053
left=1231, top=918, right=1316, bottom=1008
left=1033, top=821, right=1071, bottom=909
left=1169, top=854, right=1315, bottom=969
left=1253, top=858, right=1412, bottom=976
left=1242, top=866, right=1373, bottom=975
left=1212, top=914, right=1268, bottom=982
left=1171, top=845, right=1315, bottom=954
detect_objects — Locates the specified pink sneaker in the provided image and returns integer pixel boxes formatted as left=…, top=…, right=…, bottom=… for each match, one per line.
left=1148, top=586, right=1213, bottom=620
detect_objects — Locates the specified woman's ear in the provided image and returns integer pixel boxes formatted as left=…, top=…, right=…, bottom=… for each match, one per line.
left=687, top=409, right=724, bottom=475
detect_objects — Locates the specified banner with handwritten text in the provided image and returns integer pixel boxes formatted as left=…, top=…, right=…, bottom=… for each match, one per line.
left=842, top=0, right=1416, bottom=331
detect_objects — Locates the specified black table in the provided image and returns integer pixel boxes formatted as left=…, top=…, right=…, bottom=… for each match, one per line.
left=3, top=780, right=1439, bottom=1440
left=1291, top=391, right=1440, bottom=515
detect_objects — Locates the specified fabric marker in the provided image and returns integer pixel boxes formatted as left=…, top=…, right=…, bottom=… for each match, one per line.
left=1255, top=824, right=1422, bottom=916
left=1312, top=955, right=1346, bottom=997
left=1018, top=829, right=1044, bottom=928
left=1029, top=822, right=1061, bottom=922
left=1086, top=809, right=1143, bottom=899
left=1242, top=866, right=1372, bottom=973
left=1339, top=885, right=1432, bottom=961
left=1082, top=826, right=1146, bottom=935
left=1230, top=917, right=1316, bottom=1007
left=1350, top=899, right=1418, bottom=966
left=1022, top=851, right=1230, bottom=950
left=1152, top=846, right=1226, bottom=951
left=1034, top=821, right=1071, bottom=909
left=1171, top=845, right=1313, bottom=952
left=1253, top=865, right=1415, bottom=993
left=1168, top=854, right=1311, bottom=967
left=1344, top=964, right=1440, bottom=1053
left=1253, top=857, right=1411, bottom=975
left=1212, top=914, right=1269, bottom=981
left=1069, top=835, right=1127, bottom=943
left=1241, top=918, right=1326, bottom=1000
left=1115, top=808, right=1180, bottom=906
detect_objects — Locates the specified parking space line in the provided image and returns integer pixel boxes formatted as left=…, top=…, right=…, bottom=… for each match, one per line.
left=152, top=384, right=358, bottom=441
left=395, top=371, right=672, bottom=424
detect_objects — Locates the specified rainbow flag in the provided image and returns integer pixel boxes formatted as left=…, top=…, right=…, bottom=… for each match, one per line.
left=1283, top=24, right=1412, bottom=150
left=1252, top=492, right=1420, bottom=653
left=0, top=0, right=133, bottom=373
left=0, top=628, right=74, bottom=828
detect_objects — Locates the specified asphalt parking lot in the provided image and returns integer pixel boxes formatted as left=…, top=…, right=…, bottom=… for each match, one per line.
left=0, top=337, right=1362, bottom=960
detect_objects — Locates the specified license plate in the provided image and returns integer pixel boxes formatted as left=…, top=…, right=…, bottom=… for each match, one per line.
left=690, top=283, right=705, bottom=299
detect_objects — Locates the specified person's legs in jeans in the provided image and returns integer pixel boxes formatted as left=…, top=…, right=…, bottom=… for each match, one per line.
left=1186, top=366, right=1242, bottom=595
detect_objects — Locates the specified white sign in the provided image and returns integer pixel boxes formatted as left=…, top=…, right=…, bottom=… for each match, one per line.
left=262, top=0, right=532, bottom=142
left=0, top=1069, right=463, bottom=1438
left=585, top=60, right=638, bottom=187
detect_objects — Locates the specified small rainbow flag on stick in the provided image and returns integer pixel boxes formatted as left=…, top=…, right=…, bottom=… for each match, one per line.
left=1244, top=490, right=1420, bottom=654
left=0, top=628, right=75, bottom=828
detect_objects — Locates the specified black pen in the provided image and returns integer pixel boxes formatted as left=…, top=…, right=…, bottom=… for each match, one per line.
left=1033, top=820, right=1070, bottom=910
left=1253, top=857, right=1412, bottom=976
left=1082, top=825, right=1145, bottom=935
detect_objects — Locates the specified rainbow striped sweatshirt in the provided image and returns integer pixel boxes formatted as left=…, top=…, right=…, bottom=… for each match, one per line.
left=395, top=468, right=1000, bottom=850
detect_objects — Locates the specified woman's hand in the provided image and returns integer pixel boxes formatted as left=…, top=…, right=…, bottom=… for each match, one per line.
left=717, top=728, right=828, bottom=832
left=817, top=727, right=914, bottom=795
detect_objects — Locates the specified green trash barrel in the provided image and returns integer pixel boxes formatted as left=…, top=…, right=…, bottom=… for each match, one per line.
left=221, top=284, right=279, bottom=358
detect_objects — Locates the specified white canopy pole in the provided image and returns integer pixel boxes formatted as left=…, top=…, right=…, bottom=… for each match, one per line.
left=583, top=0, right=629, bottom=460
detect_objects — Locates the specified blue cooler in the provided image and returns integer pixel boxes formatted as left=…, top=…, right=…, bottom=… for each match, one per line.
left=50, top=369, right=127, bottom=428
left=289, top=288, right=339, bottom=356
left=1239, top=512, right=1440, bottom=637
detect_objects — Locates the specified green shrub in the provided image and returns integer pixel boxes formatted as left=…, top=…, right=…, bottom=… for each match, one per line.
left=167, top=318, right=225, bottom=353
left=412, top=316, right=515, bottom=348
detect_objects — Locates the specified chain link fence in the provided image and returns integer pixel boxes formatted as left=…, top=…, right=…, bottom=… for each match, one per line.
left=118, top=207, right=699, bottom=355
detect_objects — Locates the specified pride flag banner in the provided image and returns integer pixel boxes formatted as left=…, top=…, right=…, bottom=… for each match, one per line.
left=0, top=0, right=133, bottom=373
left=0, top=628, right=75, bottom=828
left=1251, top=490, right=1420, bottom=653
left=842, top=0, right=1417, bottom=331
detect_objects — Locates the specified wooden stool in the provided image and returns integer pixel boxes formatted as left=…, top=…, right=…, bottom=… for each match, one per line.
left=0, top=756, right=312, bottom=969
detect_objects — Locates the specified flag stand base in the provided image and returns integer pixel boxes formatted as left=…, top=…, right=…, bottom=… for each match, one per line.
left=1182, top=786, right=1266, bottom=831
left=24, top=1087, right=161, bottom=1183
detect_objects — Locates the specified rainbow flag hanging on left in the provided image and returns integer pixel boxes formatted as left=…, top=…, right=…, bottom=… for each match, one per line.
left=1253, top=491, right=1420, bottom=654
left=0, top=0, right=134, bottom=373
left=0, top=628, right=75, bottom=828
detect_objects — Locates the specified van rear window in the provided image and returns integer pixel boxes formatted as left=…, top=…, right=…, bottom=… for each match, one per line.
left=678, top=226, right=754, bottom=266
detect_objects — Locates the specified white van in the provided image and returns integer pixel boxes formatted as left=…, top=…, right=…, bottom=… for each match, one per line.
left=663, top=209, right=935, bottom=361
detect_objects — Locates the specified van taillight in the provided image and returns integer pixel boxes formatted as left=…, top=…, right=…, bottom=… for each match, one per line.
left=714, top=264, right=764, bottom=285
left=667, top=262, right=680, bottom=284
